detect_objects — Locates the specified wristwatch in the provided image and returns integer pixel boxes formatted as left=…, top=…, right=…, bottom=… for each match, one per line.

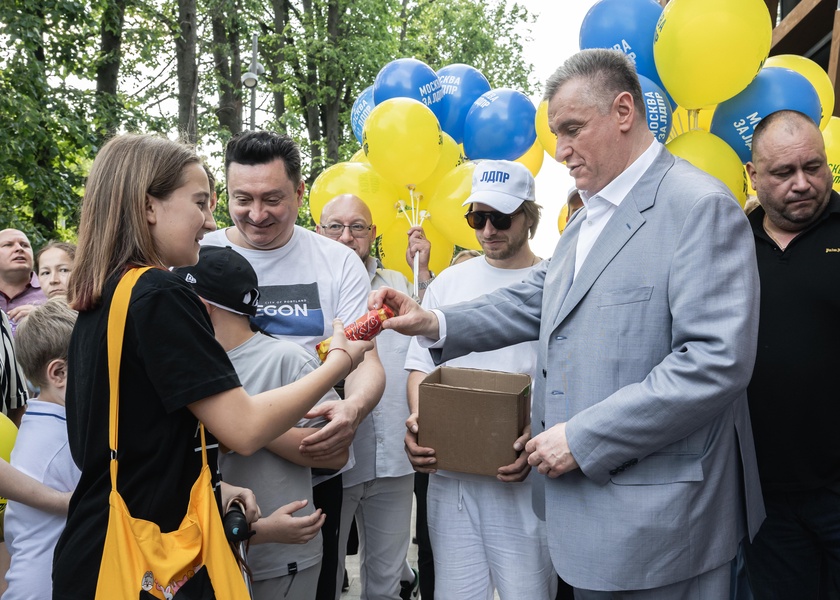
left=418, top=271, right=436, bottom=290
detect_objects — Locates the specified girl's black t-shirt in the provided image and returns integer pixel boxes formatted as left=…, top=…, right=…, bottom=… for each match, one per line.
left=53, top=268, right=241, bottom=599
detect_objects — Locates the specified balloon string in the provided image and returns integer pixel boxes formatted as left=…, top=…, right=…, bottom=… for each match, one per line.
left=396, top=199, right=415, bottom=227
left=688, top=109, right=699, bottom=131
left=408, top=185, right=417, bottom=225
left=413, top=252, right=419, bottom=297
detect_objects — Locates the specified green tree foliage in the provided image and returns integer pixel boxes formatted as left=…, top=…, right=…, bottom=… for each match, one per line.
left=402, top=0, right=536, bottom=93
left=0, top=0, right=534, bottom=242
left=0, top=0, right=99, bottom=245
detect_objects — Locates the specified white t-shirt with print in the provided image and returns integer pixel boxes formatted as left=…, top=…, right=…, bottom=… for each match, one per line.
left=202, top=226, right=371, bottom=357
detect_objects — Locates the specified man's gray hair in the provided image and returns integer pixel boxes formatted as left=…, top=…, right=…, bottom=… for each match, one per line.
left=543, top=49, right=645, bottom=115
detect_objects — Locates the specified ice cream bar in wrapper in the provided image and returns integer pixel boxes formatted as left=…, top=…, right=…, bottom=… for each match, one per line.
left=316, top=306, right=395, bottom=362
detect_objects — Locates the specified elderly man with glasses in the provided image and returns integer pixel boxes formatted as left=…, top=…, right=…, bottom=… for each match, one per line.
left=400, top=159, right=558, bottom=599
left=317, top=194, right=430, bottom=600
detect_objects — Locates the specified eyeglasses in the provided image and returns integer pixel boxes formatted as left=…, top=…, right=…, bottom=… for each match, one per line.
left=320, top=222, right=372, bottom=238
left=464, top=208, right=523, bottom=231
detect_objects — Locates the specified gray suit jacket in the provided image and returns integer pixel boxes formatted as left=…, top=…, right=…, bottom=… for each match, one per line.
left=433, top=148, right=764, bottom=591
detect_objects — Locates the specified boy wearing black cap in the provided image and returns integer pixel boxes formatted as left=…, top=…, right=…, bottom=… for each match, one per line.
left=174, top=246, right=348, bottom=600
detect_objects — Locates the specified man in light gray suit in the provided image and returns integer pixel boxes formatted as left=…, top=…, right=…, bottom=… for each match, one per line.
left=369, top=49, right=764, bottom=598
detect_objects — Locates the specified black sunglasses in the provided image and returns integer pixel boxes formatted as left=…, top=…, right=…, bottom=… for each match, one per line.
left=464, top=208, right=523, bottom=231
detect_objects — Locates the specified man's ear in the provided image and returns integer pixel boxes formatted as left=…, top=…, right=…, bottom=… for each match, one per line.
left=615, top=91, right=635, bottom=132
left=523, top=215, right=535, bottom=235
left=746, top=162, right=758, bottom=193
left=46, top=358, right=67, bottom=388
left=295, top=180, right=305, bottom=208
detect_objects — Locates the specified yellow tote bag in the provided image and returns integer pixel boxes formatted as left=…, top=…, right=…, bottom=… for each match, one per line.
left=95, top=267, right=249, bottom=599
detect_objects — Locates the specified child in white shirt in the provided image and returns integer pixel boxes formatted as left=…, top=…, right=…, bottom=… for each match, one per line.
left=4, top=298, right=81, bottom=599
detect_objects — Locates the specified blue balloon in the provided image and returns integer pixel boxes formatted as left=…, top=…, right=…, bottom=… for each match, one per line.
left=710, top=67, right=822, bottom=163
left=580, top=0, right=661, bottom=77
left=351, top=85, right=376, bottom=145
left=580, top=0, right=673, bottom=107
left=463, top=88, right=536, bottom=161
left=639, top=75, right=672, bottom=143
left=373, top=58, right=445, bottom=123
left=436, top=64, right=491, bottom=144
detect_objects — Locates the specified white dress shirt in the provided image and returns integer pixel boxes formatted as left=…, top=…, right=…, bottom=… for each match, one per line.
left=426, top=140, right=663, bottom=346
left=574, top=140, right=662, bottom=276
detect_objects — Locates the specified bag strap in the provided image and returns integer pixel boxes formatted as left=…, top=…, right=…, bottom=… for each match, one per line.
left=106, top=267, right=208, bottom=492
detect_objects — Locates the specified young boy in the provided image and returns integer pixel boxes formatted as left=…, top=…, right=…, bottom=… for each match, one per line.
left=4, top=298, right=81, bottom=599
left=174, top=246, right=348, bottom=600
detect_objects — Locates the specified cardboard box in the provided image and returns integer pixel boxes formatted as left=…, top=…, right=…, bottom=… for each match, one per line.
left=418, top=367, right=531, bottom=477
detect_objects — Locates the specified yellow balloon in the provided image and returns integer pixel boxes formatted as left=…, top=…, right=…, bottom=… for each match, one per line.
left=309, top=161, right=401, bottom=227
left=822, top=116, right=840, bottom=192
left=535, top=99, right=557, bottom=157
left=425, top=162, right=483, bottom=251
left=557, top=204, right=570, bottom=234
left=363, top=98, right=443, bottom=187
left=668, top=105, right=716, bottom=141
left=666, top=130, right=747, bottom=206
left=0, top=412, right=16, bottom=463
left=350, top=148, right=368, bottom=163
left=653, top=0, right=772, bottom=109
left=379, top=220, right=454, bottom=281
left=417, top=132, right=465, bottom=199
left=0, top=412, right=17, bottom=511
left=744, top=165, right=756, bottom=197
left=514, top=139, right=545, bottom=177
left=765, top=55, right=835, bottom=130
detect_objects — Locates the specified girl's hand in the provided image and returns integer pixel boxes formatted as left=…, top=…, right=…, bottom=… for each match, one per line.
left=325, top=318, right=373, bottom=377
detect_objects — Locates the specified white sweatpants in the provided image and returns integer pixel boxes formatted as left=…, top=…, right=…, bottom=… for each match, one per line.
left=428, top=474, right=557, bottom=600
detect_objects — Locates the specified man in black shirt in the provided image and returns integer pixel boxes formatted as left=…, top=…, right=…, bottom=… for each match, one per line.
left=743, top=109, right=840, bottom=598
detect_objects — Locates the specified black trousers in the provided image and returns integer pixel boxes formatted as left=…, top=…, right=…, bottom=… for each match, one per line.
left=414, top=472, right=434, bottom=600
left=314, top=474, right=343, bottom=600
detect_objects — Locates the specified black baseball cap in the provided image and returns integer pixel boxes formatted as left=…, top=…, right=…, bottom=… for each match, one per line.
left=173, top=246, right=260, bottom=316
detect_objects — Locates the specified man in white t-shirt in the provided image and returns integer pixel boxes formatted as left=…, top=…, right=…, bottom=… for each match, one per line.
left=202, top=131, right=385, bottom=599
left=403, top=160, right=557, bottom=599
left=317, top=194, right=430, bottom=599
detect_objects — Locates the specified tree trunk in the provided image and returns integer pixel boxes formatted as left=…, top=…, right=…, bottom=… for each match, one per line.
left=95, top=0, right=127, bottom=142
left=268, top=0, right=289, bottom=133
left=210, top=1, right=243, bottom=135
left=176, top=0, right=199, bottom=143
left=300, top=0, right=323, bottom=182
left=322, top=0, right=340, bottom=167
left=32, top=6, right=55, bottom=235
